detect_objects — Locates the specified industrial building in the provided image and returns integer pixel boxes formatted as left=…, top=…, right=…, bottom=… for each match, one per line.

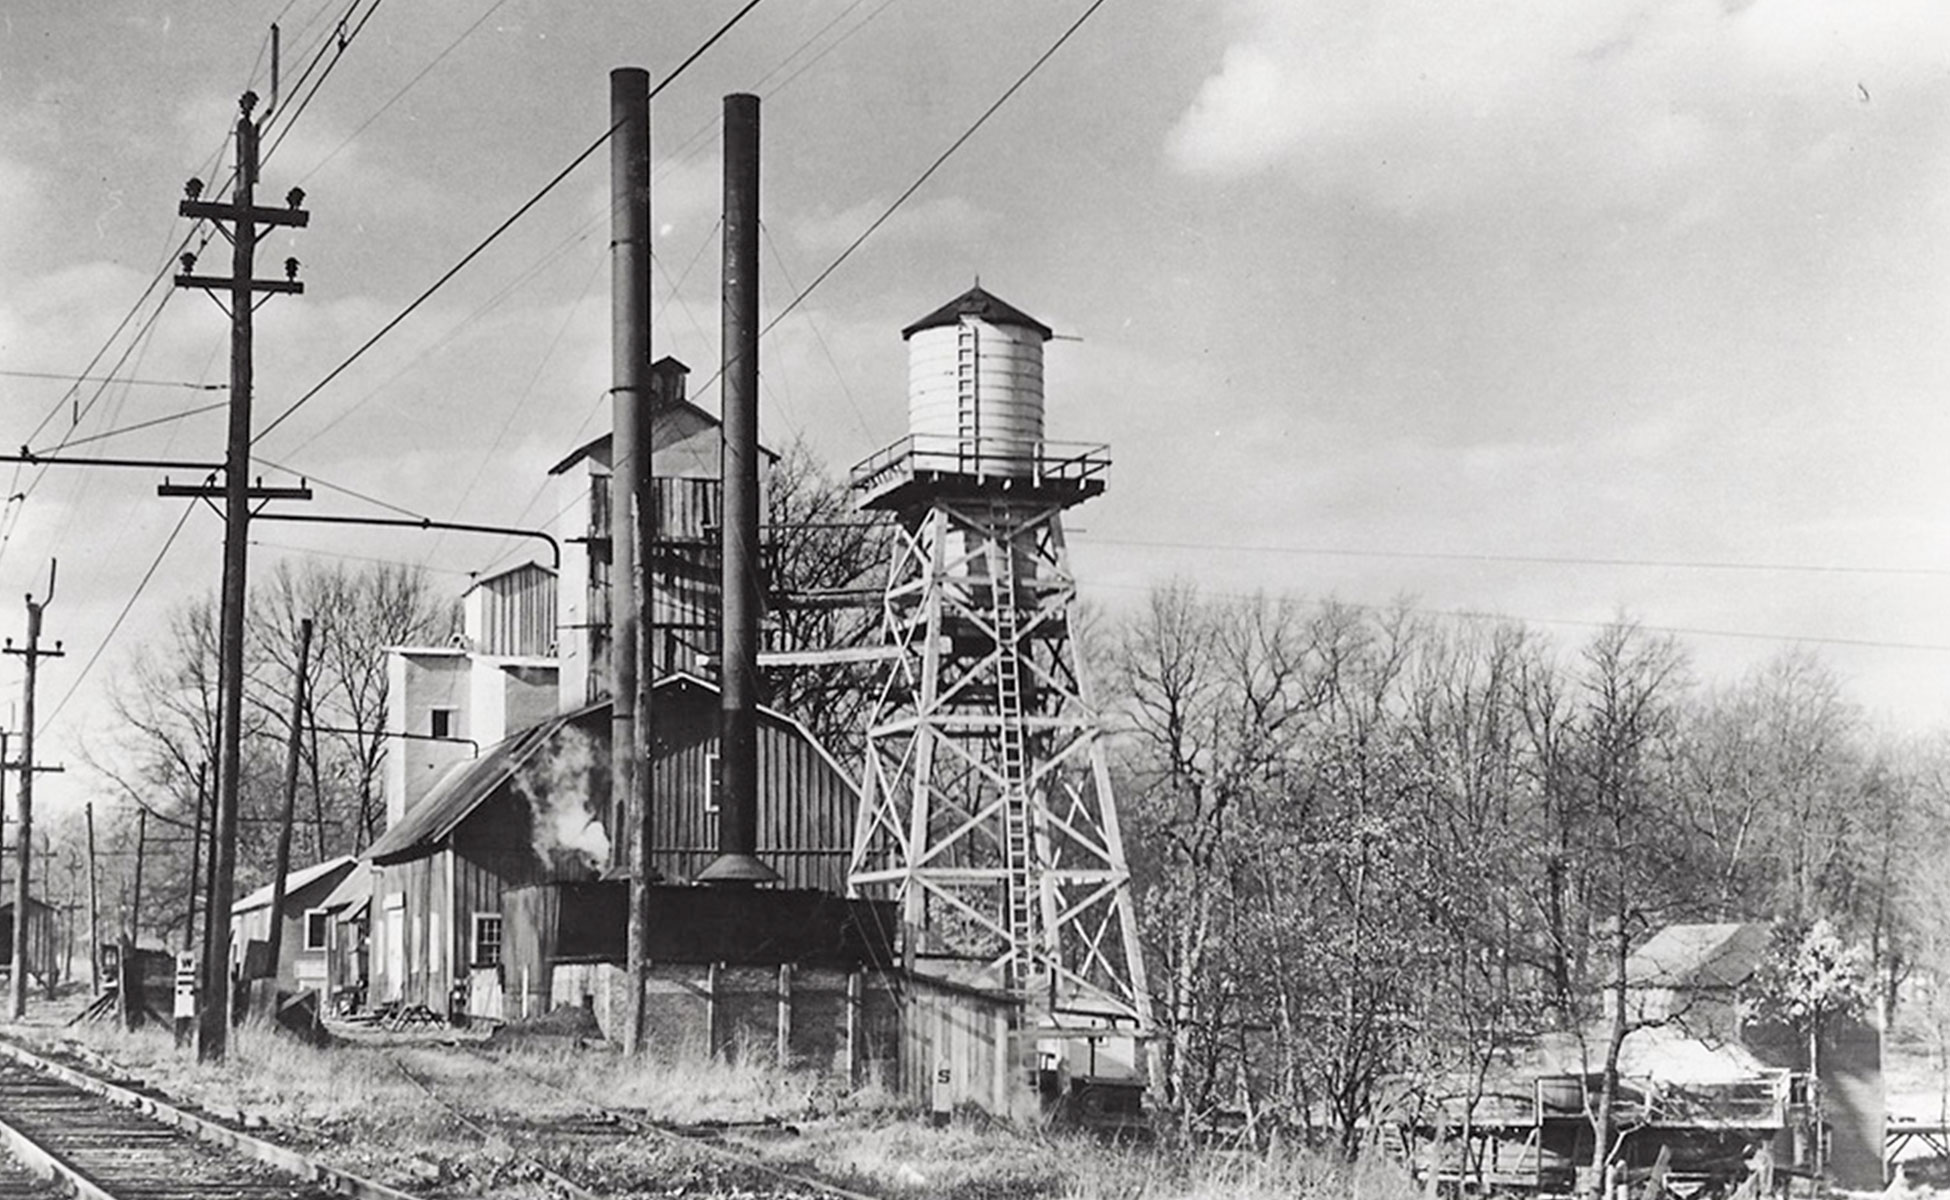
left=344, top=77, right=1149, bottom=1122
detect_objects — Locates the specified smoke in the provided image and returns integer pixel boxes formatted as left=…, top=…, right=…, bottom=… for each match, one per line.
left=511, top=725, right=612, bottom=875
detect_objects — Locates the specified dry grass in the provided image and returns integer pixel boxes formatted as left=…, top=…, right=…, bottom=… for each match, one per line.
left=42, top=1017, right=1415, bottom=1200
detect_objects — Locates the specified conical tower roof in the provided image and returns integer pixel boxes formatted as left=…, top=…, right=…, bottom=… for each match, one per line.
left=900, top=284, right=1052, bottom=341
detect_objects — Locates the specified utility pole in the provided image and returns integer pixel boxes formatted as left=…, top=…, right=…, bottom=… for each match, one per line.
left=168, top=90, right=310, bottom=1062
left=5, top=561, right=61, bottom=1018
left=184, top=764, right=205, bottom=954
left=84, top=804, right=99, bottom=993
left=128, top=809, right=147, bottom=947
left=264, top=617, right=311, bottom=988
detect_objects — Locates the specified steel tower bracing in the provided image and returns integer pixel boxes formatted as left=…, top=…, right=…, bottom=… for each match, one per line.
left=848, top=484, right=1151, bottom=1029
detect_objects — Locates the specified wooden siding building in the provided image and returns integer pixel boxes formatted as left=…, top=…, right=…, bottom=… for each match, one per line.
left=228, top=856, right=359, bottom=996
left=365, top=673, right=858, bottom=1017
left=0, top=898, right=58, bottom=989
left=549, top=356, right=777, bottom=706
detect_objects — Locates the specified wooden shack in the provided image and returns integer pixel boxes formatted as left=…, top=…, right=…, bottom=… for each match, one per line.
left=228, top=856, right=359, bottom=996
left=0, top=897, right=58, bottom=990
left=365, top=673, right=858, bottom=1020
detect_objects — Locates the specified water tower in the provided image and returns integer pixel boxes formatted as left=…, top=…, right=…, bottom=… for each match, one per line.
left=849, top=284, right=1151, bottom=1045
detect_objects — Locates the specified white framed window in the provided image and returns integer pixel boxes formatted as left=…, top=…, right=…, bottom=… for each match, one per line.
left=430, top=707, right=458, bottom=739
left=472, top=913, right=503, bottom=967
left=704, top=750, right=722, bottom=814
left=303, top=908, right=330, bottom=951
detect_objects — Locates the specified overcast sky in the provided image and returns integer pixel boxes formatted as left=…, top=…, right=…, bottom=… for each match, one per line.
left=2, top=0, right=1947, bottom=822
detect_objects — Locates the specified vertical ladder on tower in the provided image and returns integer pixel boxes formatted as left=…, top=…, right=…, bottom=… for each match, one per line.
left=989, top=532, right=1037, bottom=991
left=955, top=320, right=979, bottom=473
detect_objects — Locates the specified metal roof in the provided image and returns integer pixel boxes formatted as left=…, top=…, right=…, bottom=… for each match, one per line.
left=231, top=855, right=359, bottom=915
left=364, top=673, right=858, bottom=866
left=316, top=861, right=372, bottom=915
left=1626, top=922, right=1771, bottom=991
left=900, top=284, right=1052, bottom=341
left=365, top=705, right=593, bottom=864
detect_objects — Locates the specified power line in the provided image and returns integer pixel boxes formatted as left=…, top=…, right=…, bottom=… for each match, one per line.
left=1078, top=578, right=1950, bottom=656
left=251, top=538, right=474, bottom=575
left=0, top=370, right=222, bottom=392
left=31, top=401, right=230, bottom=455
left=251, top=0, right=770, bottom=449
left=759, top=0, right=1109, bottom=337
left=256, top=457, right=429, bottom=520
left=42, top=503, right=199, bottom=729
left=1071, top=535, right=1950, bottom=580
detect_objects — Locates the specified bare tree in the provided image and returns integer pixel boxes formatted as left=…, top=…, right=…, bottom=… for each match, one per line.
left=760, top=440, right=894, bottom=774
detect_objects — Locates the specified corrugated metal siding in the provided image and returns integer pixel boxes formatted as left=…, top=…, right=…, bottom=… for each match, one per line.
left=478, top=563, right=557, bottom=657
left=586, top=475, right=723, bottom=687
left=588, top=476, right=721, bottom=541
left=646, top=680, right=853, bottom=891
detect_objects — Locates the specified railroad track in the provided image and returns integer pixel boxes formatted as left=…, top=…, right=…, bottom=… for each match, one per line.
left=391, top=1046, right=883, bottom=1200
left=0, top=1039, right=416, bottom=1200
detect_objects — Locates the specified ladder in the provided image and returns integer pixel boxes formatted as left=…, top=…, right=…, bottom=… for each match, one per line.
left=989, top=532, right=1037, bottom=990
left=956, top=320, right=979, bottom=472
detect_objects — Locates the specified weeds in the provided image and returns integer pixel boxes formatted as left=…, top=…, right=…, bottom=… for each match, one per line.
left=48, top=1016, right=1415, bottom=1200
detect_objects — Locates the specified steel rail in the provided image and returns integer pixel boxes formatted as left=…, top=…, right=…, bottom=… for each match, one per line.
left=0, top=1036, right=422, bottom=1200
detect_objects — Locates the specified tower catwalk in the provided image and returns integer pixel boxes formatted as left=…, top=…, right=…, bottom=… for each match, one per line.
left=848, top=286, right=1151, bottom=1036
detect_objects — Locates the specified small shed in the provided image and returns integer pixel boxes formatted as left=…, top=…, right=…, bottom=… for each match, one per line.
left=228, top=856, right=359, bottom=995
left=0, top=897, right=58, bottom=989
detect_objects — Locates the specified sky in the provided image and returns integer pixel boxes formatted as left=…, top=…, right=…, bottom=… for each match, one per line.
left=0, top=0, right=1947, bottom=826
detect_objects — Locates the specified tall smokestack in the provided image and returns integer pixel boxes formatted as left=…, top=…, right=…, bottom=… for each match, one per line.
left=610, top=66, right=657, bottom=1054
left=698, top=93, right=777, bottom=886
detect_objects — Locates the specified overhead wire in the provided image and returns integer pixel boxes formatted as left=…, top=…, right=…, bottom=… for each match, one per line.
left=294, top=0, right=514, bottom=186
left=0, top=370, right=222, bottom=392
left=41, top=502, right=199, bottom=731
left=1070, top=535, right=1950, bottom=580
left=261, top=0, right=387, bottom=163
left=759, top=0, right=1110, bottom=338
left=252, top=0, right=769, bottom=450
left=1078, top=578, right=1950, bottom=657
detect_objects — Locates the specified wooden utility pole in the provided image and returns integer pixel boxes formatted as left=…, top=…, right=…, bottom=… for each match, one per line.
left=84, top=804, right=99, bottom=993
left=128, top=809, right=147, bottom=946
left=183, top=765, right=204, bottom=954
left=167, top=90, right=310, bottom=1062
left=263, top=617, right=312, bottom=985
left=5, top=561, right=61, bottom=1018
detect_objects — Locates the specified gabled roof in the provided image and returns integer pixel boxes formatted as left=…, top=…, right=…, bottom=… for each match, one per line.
left=547, top=357, right=778, bottom=477
left=366, top=704, right=598, bottom=865
left=900, top=284, right=1052, bottom=341
left=317, top=862, right=372, bottom=914
left=365, top=673, right=858, bottom=866
left=1626, top=922, right=1771, bottom=992
left=232, top=856, right=359, bottom=916
left=463, top=559, right=555, bottom=596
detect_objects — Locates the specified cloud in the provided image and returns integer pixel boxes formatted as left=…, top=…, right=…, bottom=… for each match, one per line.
left=1164, top=0, right=1947, bottom=216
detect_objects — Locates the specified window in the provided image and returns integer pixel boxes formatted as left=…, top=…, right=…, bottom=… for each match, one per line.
left=303, top=909, right=330, bottom=951
left=472, top=914, right=503, bottom=967
left=429, top=708, right=456, bottom=739
left=704, top=750, right=722, bottom=814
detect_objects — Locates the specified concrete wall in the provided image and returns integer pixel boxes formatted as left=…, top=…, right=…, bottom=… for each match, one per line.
left=540, top=962, right=899, bottom=1079
left=522, top=964, right=1034, bottom=1121
left=385, top=649, right=473, bottom=826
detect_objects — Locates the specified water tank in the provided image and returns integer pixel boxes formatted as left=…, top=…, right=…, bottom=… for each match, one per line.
left=903, top=286, right=1051, bottom=477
